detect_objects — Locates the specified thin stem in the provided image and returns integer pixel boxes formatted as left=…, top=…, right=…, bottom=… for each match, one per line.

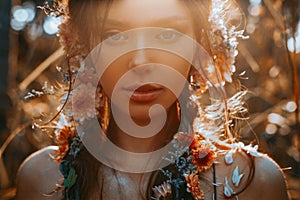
left=263, top=0, right=285, bottom=30
left=281, top=0, right=300, bottom=151
left=0, top=122, right=31, bottom=188
left=290, top=2, right=300, bottom=149
left=0, top=122, right=31, bottom=159
left=19, top=47, right=64, bottom=91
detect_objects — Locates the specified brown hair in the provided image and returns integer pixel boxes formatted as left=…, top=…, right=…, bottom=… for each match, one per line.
left=58, top=0, right=254, bottom=199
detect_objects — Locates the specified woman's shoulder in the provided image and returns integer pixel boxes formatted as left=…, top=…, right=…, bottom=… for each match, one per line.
left=16, top=146, right=63, bottom=200
left=201, top=148, right=289, bottom=200
left=241, top=152, right=289, bottom=199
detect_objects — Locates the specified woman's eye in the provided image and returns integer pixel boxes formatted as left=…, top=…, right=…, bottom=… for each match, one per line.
left=156, top=29, right=181, bottom=42
left=103, top=30, right=127, bottom=42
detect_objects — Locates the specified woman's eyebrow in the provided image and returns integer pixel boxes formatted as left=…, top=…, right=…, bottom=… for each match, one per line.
left=101, top=16, right=190, bottom=27
left=153, top=16, right=190, bottom=23
left=102, top=18, right=128, bottom=27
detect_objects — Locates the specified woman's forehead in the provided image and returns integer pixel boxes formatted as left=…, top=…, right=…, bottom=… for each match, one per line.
left=98, top=0, right=193, bottom=26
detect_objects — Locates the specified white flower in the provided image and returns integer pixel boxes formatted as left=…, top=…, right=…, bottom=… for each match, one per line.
left=232, top=166, right=244, bottom=187
left=224, top=176, right=234, bottom=197
left=225, top=150, right=234, bottom=165
left=243, top=144, right=261, bottom=157
left=152, top=182, right=172, bottom=199
left=55, top=113, right=70, bottom=130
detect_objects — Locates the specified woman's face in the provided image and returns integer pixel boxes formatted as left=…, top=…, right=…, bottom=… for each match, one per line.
left=97, top=0, right=196, bottom=122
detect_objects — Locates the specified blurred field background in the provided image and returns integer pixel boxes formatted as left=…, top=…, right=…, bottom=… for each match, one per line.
left=0, top=0, right=299, bottom=199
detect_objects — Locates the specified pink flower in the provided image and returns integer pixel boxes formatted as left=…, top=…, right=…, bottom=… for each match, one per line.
left=72, top=82, right=101, bottom=123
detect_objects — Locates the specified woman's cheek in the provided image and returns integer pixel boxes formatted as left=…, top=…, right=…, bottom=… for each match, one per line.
left=100, top=72, right=117, bottom=99
left=100, top=62, right=126, bottom=98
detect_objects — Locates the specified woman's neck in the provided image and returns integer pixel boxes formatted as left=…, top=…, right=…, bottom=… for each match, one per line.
left=108, top=103, right=180, bottom=153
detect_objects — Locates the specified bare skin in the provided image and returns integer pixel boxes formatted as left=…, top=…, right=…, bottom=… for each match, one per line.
left=16, top=146, right=289, bottom=200
left=16, top=0, right=290, bottom=199
left=16, top=146, right=63, bottom=200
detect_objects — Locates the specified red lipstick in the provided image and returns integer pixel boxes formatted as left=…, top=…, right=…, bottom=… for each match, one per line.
left=123, top=84, right=163, bottom=102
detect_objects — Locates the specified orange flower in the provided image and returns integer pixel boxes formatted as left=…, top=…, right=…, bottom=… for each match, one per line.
left=189, top=134, right=205, bottom=149
left=54, top=125, right=77, bottom=162
left=190, top=138, right=216, bottom=172
left=184, top=173, right=204, bottom=200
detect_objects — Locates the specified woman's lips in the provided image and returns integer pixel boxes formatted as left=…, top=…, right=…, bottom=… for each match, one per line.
left=123, top=84, right=163, bottom=102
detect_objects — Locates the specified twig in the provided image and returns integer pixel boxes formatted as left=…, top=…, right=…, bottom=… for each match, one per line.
left=0, top=122, right=31, bottom=188
left=263, top=0, right=285, bottom=30
left=289, top=2, right=299, bottom=141
left=0, top=188, right=16, bottom=200
left=241, top=100, right=287, bottom=135
left=0, top=158, right=9, bottom=189
left=281, top=0, right=300, bottom=151
left=238, top=43, right=261, bottom=72
left=19, top=47, right=64, bottom=91
left=0, top=122, right=31, bottom=159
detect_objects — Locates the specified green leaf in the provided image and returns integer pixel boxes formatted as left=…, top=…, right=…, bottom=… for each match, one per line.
left=64, top=167, right=77, bottom=188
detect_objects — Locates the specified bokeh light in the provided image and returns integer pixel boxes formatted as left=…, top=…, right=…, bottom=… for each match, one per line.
left=268, top=113, right=286, bottom=126
left=12, top=6, right=28, bottom=23
left=284, top=101, right=297, bottom=113
left=269, top=65, right=280, bottom=78
left=43, top=16, right=62, bottom=35
left=265, top=123, right=277, bottom=135
left=10, top=2, right=36, bottom=31
left=23, top=2, right=36, bottom=23
left=249, top=0, right=262, bottom=5
left=287, top=35, right=300, bottom=53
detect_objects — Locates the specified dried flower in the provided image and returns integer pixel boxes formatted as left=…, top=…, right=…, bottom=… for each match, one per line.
left=209, top=0, right=248, bottom=84
left=190, top=138, right=216, bottom=172
left=58, top=18, right=88, bottom=60
left=152, top=182, right=172, bottom=199
left=184, top=173, right=204, bottom=200
left=38, top=0, right=68, bottom=17
left=54, top=124, right=77, bottom=162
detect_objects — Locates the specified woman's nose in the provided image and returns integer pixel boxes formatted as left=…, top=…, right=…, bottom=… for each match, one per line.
left=130, top=49, right=147, bottom=66
left=128, top=49, right=153, bottom=74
